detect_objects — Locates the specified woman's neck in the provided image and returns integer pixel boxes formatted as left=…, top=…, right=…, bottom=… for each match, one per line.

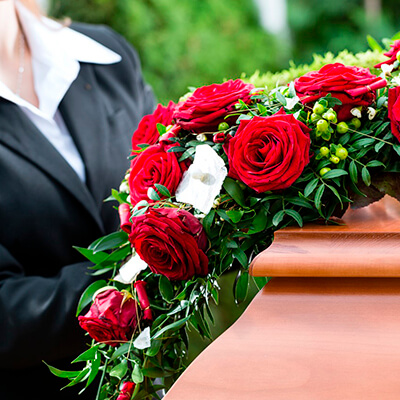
left=0, top=2, right=21, bottom=60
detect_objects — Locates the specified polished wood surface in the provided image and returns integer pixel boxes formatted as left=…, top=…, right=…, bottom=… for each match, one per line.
left=250, top=195, right=400, bottom=277
left=164, top=278, right=400, bottom=400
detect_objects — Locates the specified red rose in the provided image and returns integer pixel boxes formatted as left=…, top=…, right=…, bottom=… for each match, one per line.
left=128, top=143, right=188, bottom=205
left=294, top=63, right=387, bottom=120
left=117, top=382, right=136, bottom=400
left=134, top=280, right=152, bottom=322
left=131, top=101, right=176, bottom=153
left=118, top=203, right=132, bottom=233
left=388, top=86, right=400, bottom=142
left=224, top=112, right=311, bottom=192
left=374, top=40, right=400, bottom=69
left=174, top=79, right=255, bottom=133
left=78, top=289, right=138, bottom=346
left=128, top=208, right=208, bottom=280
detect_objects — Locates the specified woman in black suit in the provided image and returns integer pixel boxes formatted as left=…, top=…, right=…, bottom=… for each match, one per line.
left=0, top=1, right=155, bottom=399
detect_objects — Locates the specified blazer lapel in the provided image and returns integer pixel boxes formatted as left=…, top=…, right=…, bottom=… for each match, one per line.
left=59, top=63, right=112, bottom=208
left=0, top=99, right=105, bottom=233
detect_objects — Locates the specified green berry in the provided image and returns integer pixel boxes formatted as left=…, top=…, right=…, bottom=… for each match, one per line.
left=313, top=103, right=325, bottom=115
left=316, top=119, right=329, bottom=133
left=319, top=146, right=330, bottom=157
left=310, top=113, right=321, bottom=123
left=337, top=121, right=349, bottom=134
left=320, top=167, right=331, bottom=176
left=322, top=109, right=337, bottom=123
left=329, top=155, right=340, bottom=164
left=351, top=118, right=361, bottom=129
left=218, top=122, right=229, bottom=131
left=335, top=147, right=348, bottom=160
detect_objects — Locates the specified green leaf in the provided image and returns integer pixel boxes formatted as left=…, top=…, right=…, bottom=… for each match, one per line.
left=247, top=209, right=268, bottom=234
left=152, top=316, right=190, bottom=339
left=320, top=169, right=348, bottom=179
left=86, top=351, right=101, bottom=387
left=272, top=210, right=285, bottom=226
left=314, top=185, right=325, bottom=211
left=131, top=363, right=144, bottom=384
left=326, top=184, right=343, bottom=208
left=43, top=362, right=82, bottom=379
left=275, top=90, right=287, bottom=106
left=72, top=345, right=100, bottom=363
left=89, top=231, right=128, bottom=253
left=62, top=368, right=90, bottom=389
left=367, top=34, right=383, bottom=51
left=375, top=141, right=385, bottom=152
left=202, top=209, right=215, bottom=237
left=232, top=248, right=248, bottom=269
left=110, top=343, right=131, bottom=361
left=226, top=209, right=244, bottom=223
left=76, top=280, right=107, bottom=316
left=287, top=197, right=313, bottom=209
left=73, top=247, right=109, bottom=264
left=145, top=338, right=162, bottom=357
left=110, top=359, right=128, bottom=379
left=349, top=160, right=358, bottom=184
left=304, top=178, right=319, bottom=198
left=223, top=177, right=246, bottom=207
left=252, top=276, right=270, bottom=290
left=156, top=123, right=167, bottom=135
left=178, top=147, right=196, bottom=162
left=362, top=167, right=371, bottom=186
left=154, top=183, right=171, bottom=198
left=366, top=160, right=385, bottom=168
left=147, top=187, right=161, bottom=201
left=234, top=271, right=249, bottom=304
left=284, top=209, right=303, bottom=227
left=159, top=275, right=174, bottom=302
left=394, top=144, right=400, bottom=157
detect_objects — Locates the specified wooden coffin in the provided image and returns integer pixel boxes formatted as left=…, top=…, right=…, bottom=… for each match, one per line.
left=164, top=195, right=400, bottom=399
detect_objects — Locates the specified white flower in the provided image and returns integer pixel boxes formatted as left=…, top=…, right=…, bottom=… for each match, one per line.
left=113, top=253, right=148, bottom=284
left=133, top=327, right=151, bottom=349
left=196, top=134, right=207, bottom=142
left=175, top=144, right=227, bottom=214
left=367, top=107, right=376, bottom=120
left=392, top=75, right=400, bottom=87
left=381, top=63, right=394, bottom=75
left=350, top=107, right=362, bottom=118
left=119, top=180, right=129, bottom=194
left=285, top=95, right=299, bottom=110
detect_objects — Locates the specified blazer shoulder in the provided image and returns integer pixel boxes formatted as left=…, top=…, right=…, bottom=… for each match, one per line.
left=70, top=22, right=141, bottom=67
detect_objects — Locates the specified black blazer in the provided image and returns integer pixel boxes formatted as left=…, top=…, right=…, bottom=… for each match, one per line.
left=0, top=23, right=155, bottom=399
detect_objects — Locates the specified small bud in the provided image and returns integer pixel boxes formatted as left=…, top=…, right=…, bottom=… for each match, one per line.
left=319, top=146, right=330, bottom=157
left=367, top=107, right=376, bottom=120
left=313, top=103, right=325, bottom=115
left=350, top=117, right=362, bottom=129
left=196, top=134, right=207, bottom=142
left=319, top=167, right=331, bottom=176
left=350, top=107, right=362, bottom=119
left=310, top=113, right=321, bottom=123
left=119, top=181, right=130, bottom=194
left=218, top=122, right=229, bottom=131
left=336, top=121, right=349, bottom=134
left=316, top=119, right=329, bottom=133
left=329, top=155, right=340, bottom=164
left=335, top=147, right=348, bottom=160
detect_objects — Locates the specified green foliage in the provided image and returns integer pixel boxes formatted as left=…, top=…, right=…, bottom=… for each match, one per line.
left=50, top=0, right=287, bottom=104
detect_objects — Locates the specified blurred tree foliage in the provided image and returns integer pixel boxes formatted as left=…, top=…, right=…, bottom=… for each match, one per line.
left=287, top=0, right=400, bottom=65
left=49, top=0, right=288, bottom=104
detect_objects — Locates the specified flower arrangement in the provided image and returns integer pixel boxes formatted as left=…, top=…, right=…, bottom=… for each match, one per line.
left=47, top=37, right=400, bottom=400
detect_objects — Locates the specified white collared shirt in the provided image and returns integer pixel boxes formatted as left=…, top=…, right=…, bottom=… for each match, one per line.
left=0, top=2, right=121, bottom=182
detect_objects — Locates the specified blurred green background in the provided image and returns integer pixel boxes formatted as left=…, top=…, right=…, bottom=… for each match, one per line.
left=49, top=0, right=400, bottom=105
left=47, top=0, right=400, bottom=360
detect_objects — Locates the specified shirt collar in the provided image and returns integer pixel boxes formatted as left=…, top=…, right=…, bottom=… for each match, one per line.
left=0, top=2, right=121, bottom=119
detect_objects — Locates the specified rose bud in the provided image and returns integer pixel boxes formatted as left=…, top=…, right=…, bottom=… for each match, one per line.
left=78, top=289, right=138, bottom=346
left=134, top=280, right=153, bottom=322
left=117, top=382, right=136, bottom=400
